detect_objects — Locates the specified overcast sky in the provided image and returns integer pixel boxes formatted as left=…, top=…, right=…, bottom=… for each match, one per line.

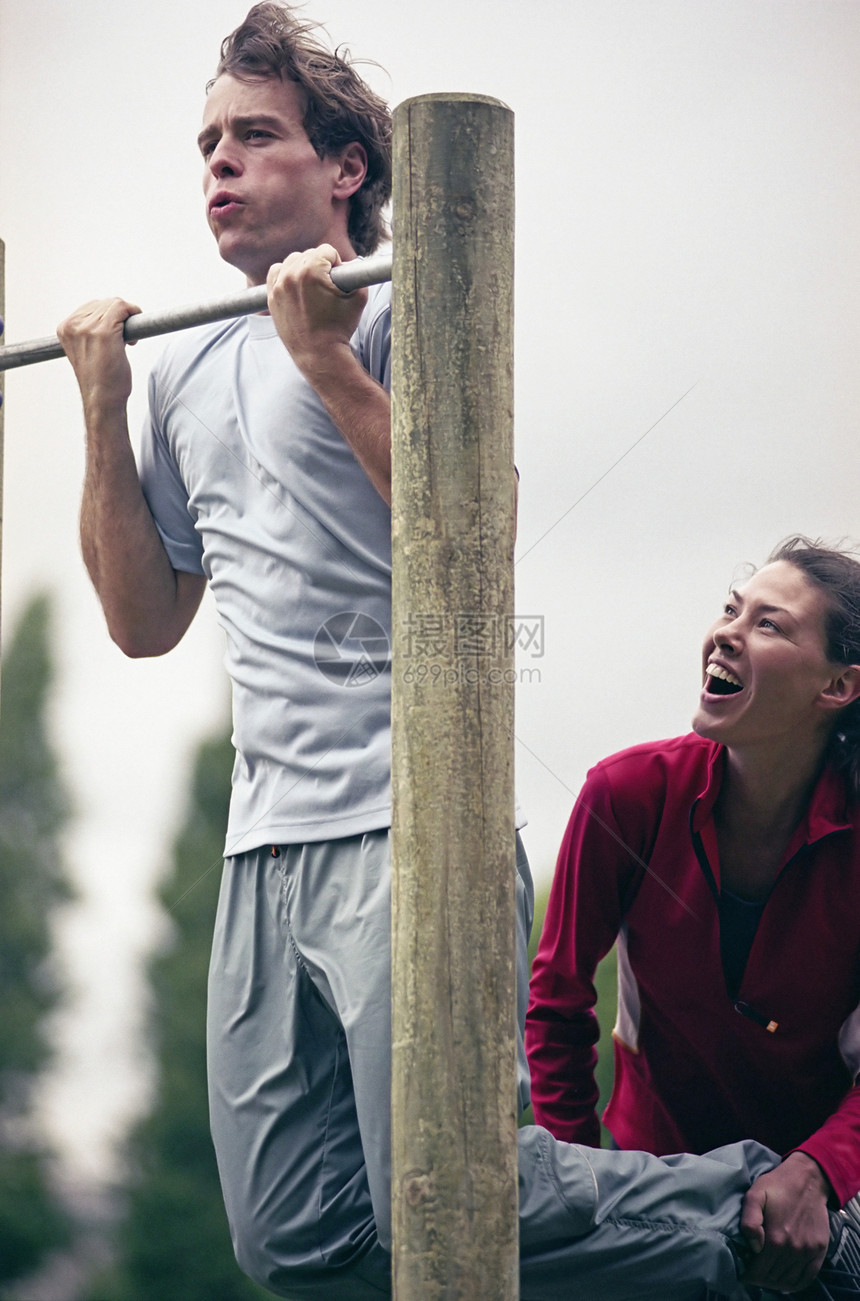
left=1, top=0, right=859, bottom=1188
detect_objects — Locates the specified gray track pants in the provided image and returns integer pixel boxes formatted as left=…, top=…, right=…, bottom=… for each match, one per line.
left=207, top=832, right=777, bottom=1299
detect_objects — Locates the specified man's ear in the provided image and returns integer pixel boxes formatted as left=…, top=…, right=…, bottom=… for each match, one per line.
left=820, top=665, right=860, bottom=713
left=333, top=142, right=367, bottom=200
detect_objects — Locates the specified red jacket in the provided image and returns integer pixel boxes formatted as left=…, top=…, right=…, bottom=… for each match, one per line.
left=525, top=733, right=860, bottom=1205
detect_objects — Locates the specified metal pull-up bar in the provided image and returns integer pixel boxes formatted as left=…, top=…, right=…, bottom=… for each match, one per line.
left=0, top=250, right=392, bottom=373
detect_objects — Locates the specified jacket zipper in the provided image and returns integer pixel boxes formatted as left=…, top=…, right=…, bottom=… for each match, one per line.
left=689, top=808, right=780, bottom=1034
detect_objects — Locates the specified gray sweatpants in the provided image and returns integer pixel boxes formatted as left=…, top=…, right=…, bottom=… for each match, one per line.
left=207, top=832, right=777, bottom=1300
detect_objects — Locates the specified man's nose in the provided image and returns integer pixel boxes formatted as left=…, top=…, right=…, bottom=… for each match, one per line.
left=208, top=138, right=242, bottom=178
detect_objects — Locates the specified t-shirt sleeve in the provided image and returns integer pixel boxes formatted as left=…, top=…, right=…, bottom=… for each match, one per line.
left=137, top=365, right=206, bottom=576
left=357, top=282, right=391, bottom=392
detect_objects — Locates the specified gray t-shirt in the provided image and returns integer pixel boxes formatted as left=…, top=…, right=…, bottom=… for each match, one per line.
left=138, top=282, right=393, bottom=852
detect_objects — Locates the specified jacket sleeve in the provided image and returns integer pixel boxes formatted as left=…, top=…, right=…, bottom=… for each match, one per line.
left=525, top=762, right=648, bottom=1146
left=796, top=1081, right=860, bottom=1206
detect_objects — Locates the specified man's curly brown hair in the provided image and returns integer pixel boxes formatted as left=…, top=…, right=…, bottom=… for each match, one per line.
left=212, top=3, right=391, bottom=257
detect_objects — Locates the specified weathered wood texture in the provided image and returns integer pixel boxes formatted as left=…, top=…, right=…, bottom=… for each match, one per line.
left=390, top=94, right=517, bottom=1299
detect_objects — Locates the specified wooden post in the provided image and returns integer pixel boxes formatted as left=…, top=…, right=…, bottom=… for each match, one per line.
left=390, top=95, right=517, bottom=1298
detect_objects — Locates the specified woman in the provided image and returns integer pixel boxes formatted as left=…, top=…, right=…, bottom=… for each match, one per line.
left=526, top=536, right=860, bottom=1295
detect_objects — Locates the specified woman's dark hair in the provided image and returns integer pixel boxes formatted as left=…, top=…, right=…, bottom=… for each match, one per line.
left=211, top=3, right=391, bottom=257
left=768, top=535, right=860, bottom=797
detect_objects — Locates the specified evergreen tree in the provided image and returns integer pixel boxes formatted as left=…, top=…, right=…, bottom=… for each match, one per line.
left=88, top=723, right=271, bottom=1301
left=0, top=593, right=73, bottom=1286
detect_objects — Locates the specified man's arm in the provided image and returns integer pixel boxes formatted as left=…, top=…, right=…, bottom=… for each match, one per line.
left=266, top=244, right=392, bottom=504
left=58, top=298, right=206, bottom=656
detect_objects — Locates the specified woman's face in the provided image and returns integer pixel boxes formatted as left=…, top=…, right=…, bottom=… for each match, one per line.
left=692, top=560, right=840, bottom=751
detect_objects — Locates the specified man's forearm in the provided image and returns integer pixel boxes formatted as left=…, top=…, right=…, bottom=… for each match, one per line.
left=80, top=411, right=202, bottom=657
left=58, top=295, right=202, bottom=654
left=299, top=342, right=391, bottom=503
left=265, top=248, right=392, bottom=504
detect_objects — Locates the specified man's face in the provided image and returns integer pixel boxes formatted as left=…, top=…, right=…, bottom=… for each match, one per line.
left=198, top=74, right=349, bottom=285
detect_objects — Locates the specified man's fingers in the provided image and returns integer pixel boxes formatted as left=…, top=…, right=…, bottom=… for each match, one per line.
left=55, top=296, right=141, bottom=408
left=268, top=245, right=349, bottom=298
left=69, top=297, right=141, bottom=323
left=58, top=298, right=142, bottom=342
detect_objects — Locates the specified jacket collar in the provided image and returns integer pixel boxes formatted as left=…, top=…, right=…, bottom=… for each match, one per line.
left=690, top=737, right=852, bottom=845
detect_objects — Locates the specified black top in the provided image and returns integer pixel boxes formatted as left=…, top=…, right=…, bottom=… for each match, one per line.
left=719, top=887, right=767, bottom=999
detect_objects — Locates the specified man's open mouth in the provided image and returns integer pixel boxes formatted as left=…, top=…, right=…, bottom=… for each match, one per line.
left=705, top=663, right=743, bottom=696
left=209, top=192, right=242, bottom=215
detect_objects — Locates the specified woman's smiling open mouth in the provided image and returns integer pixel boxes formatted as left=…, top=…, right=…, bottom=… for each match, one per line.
left=704, top=663, right=744, bottom=696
